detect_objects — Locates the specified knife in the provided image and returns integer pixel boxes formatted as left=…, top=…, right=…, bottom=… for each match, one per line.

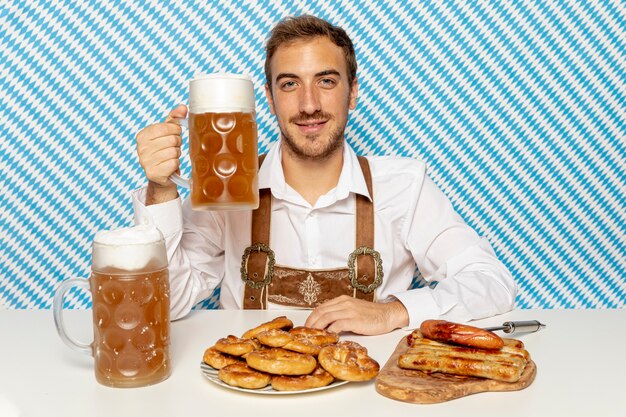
left=484, top=320, right=546, bottom=334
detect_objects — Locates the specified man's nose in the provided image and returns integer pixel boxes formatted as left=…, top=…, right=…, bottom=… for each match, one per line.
left=299, top=84, right=321, bottom=114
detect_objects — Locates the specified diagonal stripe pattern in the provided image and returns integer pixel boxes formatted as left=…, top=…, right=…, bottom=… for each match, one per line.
left=1, top=0, right=624, bottom=311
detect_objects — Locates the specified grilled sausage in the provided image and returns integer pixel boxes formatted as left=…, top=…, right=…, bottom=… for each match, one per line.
left=399, top=336, right=529, bottom=382
left=419, top=320, right=504, bottom=350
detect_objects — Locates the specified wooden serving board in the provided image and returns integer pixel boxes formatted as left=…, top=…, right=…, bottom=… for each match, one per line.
left=375, top=336, right=536, bottom=404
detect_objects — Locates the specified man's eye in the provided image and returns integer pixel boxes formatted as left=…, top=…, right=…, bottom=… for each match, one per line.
left=281, top=81, right=297, bottom=90
left=319, top=78, right=336, bottom=87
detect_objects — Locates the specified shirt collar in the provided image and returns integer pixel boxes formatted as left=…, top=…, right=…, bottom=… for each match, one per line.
left=257, top=139, right=372, bottom=204
left=335, top=142, right=372, bottom=202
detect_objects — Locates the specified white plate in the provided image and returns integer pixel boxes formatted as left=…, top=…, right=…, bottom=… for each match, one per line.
left=200, top=362, right=349, bottom=395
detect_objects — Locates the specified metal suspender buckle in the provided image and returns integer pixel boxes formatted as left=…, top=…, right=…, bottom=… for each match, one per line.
left=240, top=243, right=275, bottom=289
left=347, top=246, right=383, bottom=293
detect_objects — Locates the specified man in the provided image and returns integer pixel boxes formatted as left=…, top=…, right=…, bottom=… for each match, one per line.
left=133, top=15, right=516, bottom=335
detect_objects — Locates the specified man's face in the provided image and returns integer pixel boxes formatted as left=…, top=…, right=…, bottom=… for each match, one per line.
left=265, top=36, right=358, bottom=161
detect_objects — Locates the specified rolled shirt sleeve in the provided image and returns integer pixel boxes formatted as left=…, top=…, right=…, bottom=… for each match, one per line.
left=131, top=187, right=224, bottom=320
left=394, top=174, right=517, bottom=329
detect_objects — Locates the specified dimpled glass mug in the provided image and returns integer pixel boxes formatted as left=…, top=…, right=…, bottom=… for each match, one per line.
left=53, top=225, right=171, bottom=388
left=170, top=73, right=260, bottom=210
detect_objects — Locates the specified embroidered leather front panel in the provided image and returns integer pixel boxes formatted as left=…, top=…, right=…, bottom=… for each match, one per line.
left=266, top=265, right=373, bottom=308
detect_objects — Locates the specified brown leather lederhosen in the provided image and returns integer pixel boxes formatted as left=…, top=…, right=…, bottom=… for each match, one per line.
left=240, top=155, right=383, bottom=309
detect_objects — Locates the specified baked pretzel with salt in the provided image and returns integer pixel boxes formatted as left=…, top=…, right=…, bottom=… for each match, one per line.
left=318, top=341, right=380, bottom=381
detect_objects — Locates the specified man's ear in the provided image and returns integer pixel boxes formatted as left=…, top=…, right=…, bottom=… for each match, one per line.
left=265, top=83, right=276, bottom=115
left=349, top=77, right=359, bottom=110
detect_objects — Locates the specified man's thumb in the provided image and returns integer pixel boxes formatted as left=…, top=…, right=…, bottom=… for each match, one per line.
left=165, top=104, right=188, bottom=122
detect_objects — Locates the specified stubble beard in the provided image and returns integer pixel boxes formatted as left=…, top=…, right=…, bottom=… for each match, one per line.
left=280, top=112, right=347, bottom=161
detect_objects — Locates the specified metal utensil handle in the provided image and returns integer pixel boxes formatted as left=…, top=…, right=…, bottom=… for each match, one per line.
left=501, top=320, right=546, bottom=333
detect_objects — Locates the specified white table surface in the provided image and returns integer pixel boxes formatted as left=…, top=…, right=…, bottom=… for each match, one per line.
left=1, top=308, right=624, bottom=417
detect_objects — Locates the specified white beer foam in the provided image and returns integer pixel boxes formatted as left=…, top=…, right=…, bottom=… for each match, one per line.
left=94, top=224, right=162, bottom=245
left=188, top=73, right=255, bottom=114
left=93, top=225, right=165, bottom=271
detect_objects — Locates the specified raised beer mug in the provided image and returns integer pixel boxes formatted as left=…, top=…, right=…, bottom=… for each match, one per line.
left=53, top=225, right=171, bottom=388
left=171, top=73, right=260, bottom=210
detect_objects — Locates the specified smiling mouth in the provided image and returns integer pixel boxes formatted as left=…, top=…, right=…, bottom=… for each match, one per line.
left=295, top=120, right=327, bottom=127
left=295, top=120, right=328, bottom=134
left=290, top=111, right=333, bottom=134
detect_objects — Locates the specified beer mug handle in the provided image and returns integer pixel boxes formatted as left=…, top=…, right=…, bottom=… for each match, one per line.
left=53, top=278, right=92, bottom=355
left=169, top=117, right=190, bottom=189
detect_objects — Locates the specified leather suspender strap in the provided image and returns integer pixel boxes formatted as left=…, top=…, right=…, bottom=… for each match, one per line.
left=242, top=155, right=273, bottom=309
left=355, top=157, right=374, bottom=249
left=351, top=156, right=379, bottom=298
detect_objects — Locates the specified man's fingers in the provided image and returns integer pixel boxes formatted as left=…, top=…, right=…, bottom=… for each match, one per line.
left=305, top=294, right=351, bottom=324
left=144, top=158, right=180, bottom=186
left=165, top=103, right=188, bottom=122
left=138, top=141, right=182, bottom=185
left=141, top=147, right=181, bottom=172
left=325, top=319, right=354, bottom=334
left=136, top=123, right=182, bottom=145
left=306, top=297, right=407, bottom=336
left=133, top=105, right=187, bottom=189
left=137, top=135, right=182, bottom=157
left=305, top=299, right=352, bottom=329
left=150, top=146, right=182, bottom=163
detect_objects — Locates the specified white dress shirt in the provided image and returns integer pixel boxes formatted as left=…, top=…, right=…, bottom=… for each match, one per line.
left=132, top=141, right=516, bottom=329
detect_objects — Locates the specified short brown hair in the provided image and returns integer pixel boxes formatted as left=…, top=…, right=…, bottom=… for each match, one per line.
left=264, top=15, right=357, bottom=88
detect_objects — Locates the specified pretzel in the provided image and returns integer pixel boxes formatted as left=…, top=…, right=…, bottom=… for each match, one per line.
left=214, top=335, right=261, bottom=356
left=256, top=328, right=294, bottom=347
left=203, top=316, right=380, bottom=391
left=318, top=341, right=379, bottom=381
left=256, top=328, right=320, bottom=356
left=203, top=347, right=242, bottom=369
left=289, top=326, right=339, bottom=346
left=282, top=337, right=322, bottom=356
left=217, top=363, right=271, bottom=389
left=256, top=327, right=339, bottom=355
left=271, top=365, right=335, bottom=391
left=241, top=316, right=293, bottom=340
left=246, top=348, right=317, bottom=375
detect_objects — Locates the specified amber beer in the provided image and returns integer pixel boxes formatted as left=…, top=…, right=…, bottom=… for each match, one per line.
left=90, top=267, right=170, bottom=387
left=53, top=225, right=171, bottom=388
left=170, top=73, right=259, bottom=210
left=188, top=111, right=258, bottom=209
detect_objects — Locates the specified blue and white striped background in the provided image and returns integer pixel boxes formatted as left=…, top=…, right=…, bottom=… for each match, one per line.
left=1, top=0, right=624, bottom=310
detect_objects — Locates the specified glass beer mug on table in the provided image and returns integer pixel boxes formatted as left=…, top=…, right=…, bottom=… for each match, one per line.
left=53, top=225, right=171, bottom=388
left=171, top=73, right=260, bottom=210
